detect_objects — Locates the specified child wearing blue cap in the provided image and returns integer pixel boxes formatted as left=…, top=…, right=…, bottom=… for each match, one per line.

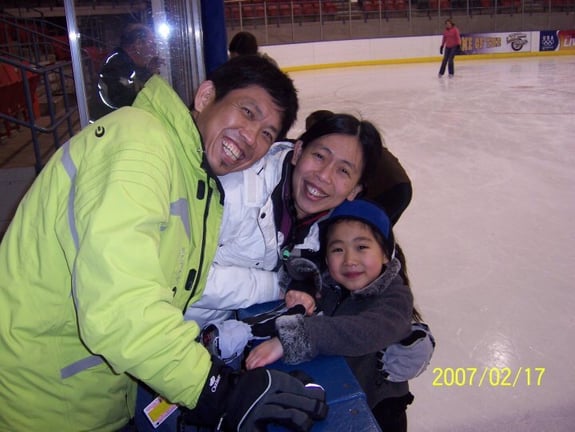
left=246, top=199, right=426, bottom=432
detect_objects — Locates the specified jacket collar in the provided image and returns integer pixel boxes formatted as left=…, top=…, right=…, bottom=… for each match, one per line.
left=133, top=75, right=203, bottom=175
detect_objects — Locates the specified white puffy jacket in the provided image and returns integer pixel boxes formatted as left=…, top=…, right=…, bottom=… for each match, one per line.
left=184, top=142, right=321, bottom=326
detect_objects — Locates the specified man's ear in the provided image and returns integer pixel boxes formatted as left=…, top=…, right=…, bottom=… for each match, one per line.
left=193, top=80, right=216, bottom=113
left=291, top=140, right=304, bottom=166
left=346, top=185, right=363, bottom=201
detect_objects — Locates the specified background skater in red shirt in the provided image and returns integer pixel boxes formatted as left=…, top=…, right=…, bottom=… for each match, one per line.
left=438, top=18, right=462, bottom=78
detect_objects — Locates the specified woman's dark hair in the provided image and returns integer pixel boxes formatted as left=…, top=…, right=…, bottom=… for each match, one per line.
left=394, top=243, right=422, bottom=322
left=297, top=113, right=383, bottom=190
left=207, top=55, right=298, bottom=140
left=229, top=31, right=259, bottom=56
left=305, top=109, right=334, bottom=130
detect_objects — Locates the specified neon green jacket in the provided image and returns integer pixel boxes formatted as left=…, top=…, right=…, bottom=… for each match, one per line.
left=0, top=75, right=223, bottom=431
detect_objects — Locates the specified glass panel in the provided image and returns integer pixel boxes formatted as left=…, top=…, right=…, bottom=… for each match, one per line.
left=0, top=0, right=205, bottom=170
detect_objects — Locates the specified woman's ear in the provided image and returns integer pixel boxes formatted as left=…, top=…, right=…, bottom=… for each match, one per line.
left=346, top=184, right=363, bottom=201
left=193, top=80, right=216, bottom=113
left=291, top=140, right=304, bottom=166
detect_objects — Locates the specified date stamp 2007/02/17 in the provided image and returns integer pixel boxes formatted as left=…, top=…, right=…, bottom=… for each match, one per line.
left=431, top=367, right=546, bottom=387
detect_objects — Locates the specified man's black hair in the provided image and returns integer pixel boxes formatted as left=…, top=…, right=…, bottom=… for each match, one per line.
left=207, top=55, right=298, bottom=141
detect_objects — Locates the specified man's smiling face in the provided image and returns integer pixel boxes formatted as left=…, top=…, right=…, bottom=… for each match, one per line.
left=194, top=82, right=283, bottom=176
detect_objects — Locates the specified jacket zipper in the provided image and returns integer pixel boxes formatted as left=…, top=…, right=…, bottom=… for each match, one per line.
left=183, top=178, right=213, bottom=312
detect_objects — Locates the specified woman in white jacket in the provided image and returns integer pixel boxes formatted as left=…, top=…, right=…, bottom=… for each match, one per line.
left=185, top=113, right=391, bottom=326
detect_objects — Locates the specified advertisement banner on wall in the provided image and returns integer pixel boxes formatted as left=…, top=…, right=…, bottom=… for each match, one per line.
left=539, top=30, right=575, bottom=52
left=460, top=32, right=531, bottom=55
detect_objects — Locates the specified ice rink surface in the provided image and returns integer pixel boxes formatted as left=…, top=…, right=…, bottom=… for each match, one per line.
left=286, top=55, right=575, bottom=431
left=0, top=55, right=573, bottom=431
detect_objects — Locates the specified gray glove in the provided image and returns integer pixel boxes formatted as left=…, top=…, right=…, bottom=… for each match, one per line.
left=440, top=45, right=444, bottom=55
left=377, top=322, right=436, bottom=382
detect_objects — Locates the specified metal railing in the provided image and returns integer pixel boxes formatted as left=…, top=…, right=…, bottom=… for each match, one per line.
left=224, top=0, right=575, bottom=44
left=0, top=13, right=102, bottom=172
left=0, top=56, right=77, bottom=173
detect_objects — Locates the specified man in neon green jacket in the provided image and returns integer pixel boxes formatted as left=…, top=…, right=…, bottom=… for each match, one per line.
left=0, top=55, right=323, bottom=431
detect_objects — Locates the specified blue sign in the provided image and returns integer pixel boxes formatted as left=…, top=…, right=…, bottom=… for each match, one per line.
left=540, top=31, right=559, bottom=52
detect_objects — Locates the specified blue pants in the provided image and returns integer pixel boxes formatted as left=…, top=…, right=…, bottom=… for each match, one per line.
left=439, top=46, right=458, bottom=76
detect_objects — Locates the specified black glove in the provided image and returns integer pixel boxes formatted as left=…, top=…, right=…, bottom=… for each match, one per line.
left=284, top=256, right=323, bottom=297
left=440, top=45, right=444, bottom=55
left=199, top=305, right=307, bottom=366
left=243, top=304, right=306, bottom=339
left=181, top=358, right=328, bottom=431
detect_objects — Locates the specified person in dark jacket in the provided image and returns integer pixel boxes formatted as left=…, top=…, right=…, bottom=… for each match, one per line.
left=93, top=23, right=162, bottom=119
left=228, top=31, right=279, bottom=67
left=228, top=31, right=259, bottom=57
left=246, top=199, right=420, bottom=432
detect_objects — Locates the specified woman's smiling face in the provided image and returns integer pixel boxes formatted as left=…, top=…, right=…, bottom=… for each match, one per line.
left=290, top=133, right=364, bottom=219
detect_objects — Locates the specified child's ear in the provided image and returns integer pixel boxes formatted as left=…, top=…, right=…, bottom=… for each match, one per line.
left=291, top=140, right=304, bottom=166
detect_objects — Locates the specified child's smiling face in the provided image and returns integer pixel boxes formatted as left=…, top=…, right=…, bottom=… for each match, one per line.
left=325, top=219, right=389, bottom=292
